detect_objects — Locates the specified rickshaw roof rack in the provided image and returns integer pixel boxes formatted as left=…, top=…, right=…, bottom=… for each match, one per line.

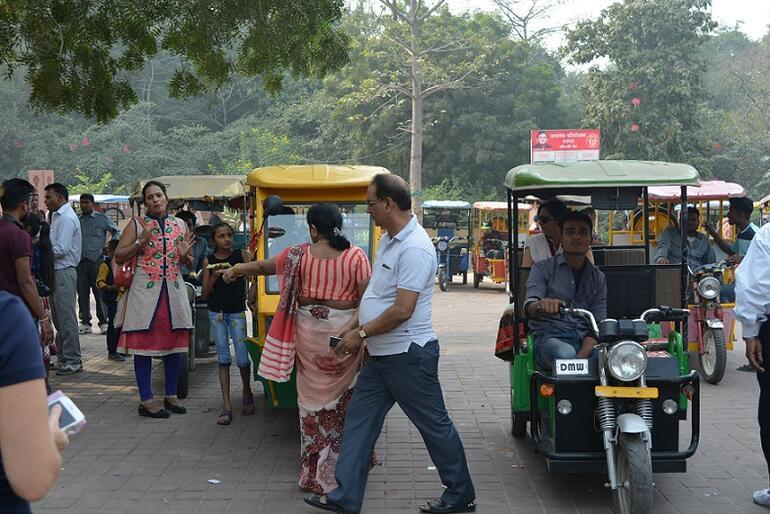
left=423, top=200, right=471, bottom=209
left=504, top=160, right=700, bottom=196
left=130, top=175, right=246, bottom=206
left=647, top=180, right=746, bottom=202
left=246, top=164, right=390, bottom=189
left=474, top=201, right=531, bottom=211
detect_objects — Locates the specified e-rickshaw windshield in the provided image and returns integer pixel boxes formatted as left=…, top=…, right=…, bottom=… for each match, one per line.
left=263, top=203, right=374, bottom=294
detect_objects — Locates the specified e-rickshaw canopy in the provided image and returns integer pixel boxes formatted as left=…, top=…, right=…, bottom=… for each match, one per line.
left=504, top=161, right=701, bottom=196
left=474, top=201, right=529, bottom=211
left=647, top=180, right=746, bottom=202
left=246, top=164, right=388, bottom=189
left=423, top=200, right=471, bottom=210
left=131, top=175, right=247, bottom=209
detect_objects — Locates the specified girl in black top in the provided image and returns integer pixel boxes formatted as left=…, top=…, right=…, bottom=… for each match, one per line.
left=201, top=223, right=253, bottom=425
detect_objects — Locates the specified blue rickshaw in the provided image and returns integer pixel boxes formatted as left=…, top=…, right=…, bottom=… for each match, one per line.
left=422, top=200, right=471, bottom=291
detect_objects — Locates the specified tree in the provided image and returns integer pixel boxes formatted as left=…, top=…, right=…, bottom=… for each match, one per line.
left=563, top=0, right=717, bottom=165
left=0, top=1, right=349, bottom=122
left=493, top=0, right=564, bottom=42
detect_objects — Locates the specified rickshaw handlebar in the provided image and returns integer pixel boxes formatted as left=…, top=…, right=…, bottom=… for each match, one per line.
left=559, top=306, right=690, bottom=334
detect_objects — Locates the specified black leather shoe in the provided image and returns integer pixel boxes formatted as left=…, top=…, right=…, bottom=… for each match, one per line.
left=138, top=404, right=170, bottom=419
left=164, top=398, right=187, bottom=414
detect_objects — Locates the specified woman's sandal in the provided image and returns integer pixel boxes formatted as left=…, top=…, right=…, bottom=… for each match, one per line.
left=217, top=411, right=232, bottom=425
left=241, top=393, right=255, bottom=416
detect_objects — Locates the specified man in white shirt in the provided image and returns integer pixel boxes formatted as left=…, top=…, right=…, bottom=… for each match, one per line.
left=735, top=223, right=770, bottom=507
left=305, top=175, right=475, bottom=514
left=45, top=183, right=83, bottom=375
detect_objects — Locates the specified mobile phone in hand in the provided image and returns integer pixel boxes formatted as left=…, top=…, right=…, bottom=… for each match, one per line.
left=48, top=391, right=86, bottom=435
left=329, top=336, right=341, bottom=348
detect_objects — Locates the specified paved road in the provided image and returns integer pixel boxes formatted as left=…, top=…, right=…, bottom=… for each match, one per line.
left=37, top=282, right=769, bottom=513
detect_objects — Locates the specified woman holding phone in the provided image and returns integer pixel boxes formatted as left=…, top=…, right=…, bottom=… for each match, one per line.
left=0, top=291, right=69, bottom=512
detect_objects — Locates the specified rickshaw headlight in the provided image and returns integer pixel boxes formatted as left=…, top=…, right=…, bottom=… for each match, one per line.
left=697, top=276, right=720, bottom=300
left=557, top=399, right=572, bottom=415
left=437, top=240, right=449, bottom=252
left=662, top=399, right=678, bottom=415
left=607, top=341, right=647, bottom=382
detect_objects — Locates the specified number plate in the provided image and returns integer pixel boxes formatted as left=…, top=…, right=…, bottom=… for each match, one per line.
left=595, top=386, right=659, bottom=399
left=554, top=359, right=590, bottom=375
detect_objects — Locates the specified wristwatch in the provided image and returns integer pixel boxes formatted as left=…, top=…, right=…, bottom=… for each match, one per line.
left=358, top=326, right=368, bottom=339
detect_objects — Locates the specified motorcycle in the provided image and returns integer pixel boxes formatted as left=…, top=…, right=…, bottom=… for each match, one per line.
left=432, top=235, right=468, bottom=291
left=689, top=260, right=731, bottom=384
left=557, top=306, right=692, bottom=514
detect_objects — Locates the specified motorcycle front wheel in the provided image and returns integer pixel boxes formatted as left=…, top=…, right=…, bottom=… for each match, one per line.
left=700, top=327, right=727, bottom=385
left=613, top=433, right=653, bottom=514
left=438, top=268, right=448, bottom=291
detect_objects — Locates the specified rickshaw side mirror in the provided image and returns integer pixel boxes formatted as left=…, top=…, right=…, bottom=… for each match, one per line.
left=262, top=195, right=284, bottom=218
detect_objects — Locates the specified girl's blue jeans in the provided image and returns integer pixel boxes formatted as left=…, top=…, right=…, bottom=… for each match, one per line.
left=208, top=311, right=250, bottom=368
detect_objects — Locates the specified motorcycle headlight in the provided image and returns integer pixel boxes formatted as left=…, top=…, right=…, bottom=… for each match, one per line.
left=697, top=276, right=720, bottom=300
left=607, top=341, right=648, bottom=382
left=437, top=240, right=449, bottom=252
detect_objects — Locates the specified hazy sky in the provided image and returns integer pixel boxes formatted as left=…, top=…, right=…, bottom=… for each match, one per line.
left=447, top=0, right=770, bottom=50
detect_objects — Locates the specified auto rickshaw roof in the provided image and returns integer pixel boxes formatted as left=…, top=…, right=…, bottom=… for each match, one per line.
left=758, top=194, right=770, bottom=206
left=70, top=194, right=130, bottom=204
left=246, top=165, right=389, bottom=189
left=504, top=160, right=701, bottom=195
left=647, top=180, right=746, bottom=202
left=131, top=175, right=246, bottom=203
left=474, top=201, right=531, bottom=211
left=423, top=200, right=471, bottom=209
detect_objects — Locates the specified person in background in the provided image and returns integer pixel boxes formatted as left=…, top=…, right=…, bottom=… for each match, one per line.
left=28, top=191, right=45, bottom=222
left=655, top=206, right=716, bottom=269
left=176, top=210, right=209, bottom=286
left=96, top=240, right=125, bottom=362
left=77, top=193, right=121, bottom=335
left=734, top=223, right=770, bottom=507
left=581, top=207, right=606, bottom=245
left=114, top=180, right=194, bottom=418
left=0, top=179, right=54, bottom=344
left=202, top=223, right=253, bottom=426
left=45, top=183, right=83, bottom=376
left=0, top=291, right=69, bottom=513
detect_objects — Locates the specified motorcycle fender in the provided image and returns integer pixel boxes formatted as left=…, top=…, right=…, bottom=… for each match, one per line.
left=616, top=413, right=648, bottom=434
left=705, top=319, right=724, bottom=329
left=438, top=263, right=446, bottom=269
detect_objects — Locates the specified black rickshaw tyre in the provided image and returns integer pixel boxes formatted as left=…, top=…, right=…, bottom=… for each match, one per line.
left=438, top=268, right=448, bottom=291
left=177, top=352, right=189, bottom=400
left=462, top=271, right=468, bottom=285
left=613, top=434, right=653, bottom=514
left=700, top=327, right=726, bottom=385
left=473, top=272, right=481, bottom=288
left=511, top=411, right=527, bottom=438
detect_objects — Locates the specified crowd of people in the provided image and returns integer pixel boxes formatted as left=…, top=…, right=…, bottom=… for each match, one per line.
left=4, top=172, right=770, bottom=512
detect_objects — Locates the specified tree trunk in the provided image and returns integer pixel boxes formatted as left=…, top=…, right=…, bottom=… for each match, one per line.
left=409, top=0, right=423, bottom=219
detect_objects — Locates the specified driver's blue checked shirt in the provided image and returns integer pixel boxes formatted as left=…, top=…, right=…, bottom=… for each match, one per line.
left=735, top=223, right=770, bottom=338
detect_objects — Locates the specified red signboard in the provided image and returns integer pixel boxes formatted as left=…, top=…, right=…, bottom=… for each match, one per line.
left=531, top=129, right=601, bottom=163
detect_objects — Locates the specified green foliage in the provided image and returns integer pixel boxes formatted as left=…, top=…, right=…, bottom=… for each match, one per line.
left=0, top=1, right=349, bottom=122
left=564, top=0, right=717, bottom=165
left=68, top=168, right=116, bottom=195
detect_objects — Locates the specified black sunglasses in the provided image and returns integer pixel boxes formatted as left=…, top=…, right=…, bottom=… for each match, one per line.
left=536, top=215, right=553, bottom=224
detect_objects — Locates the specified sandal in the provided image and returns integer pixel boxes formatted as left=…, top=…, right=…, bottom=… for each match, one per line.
left=419, top=499, right=477, bottom=513
left=303, top=495, right=355, bottom=513
left=217, top=411, right=232, bottom=425
left=241, top=393, right=255, bottom=416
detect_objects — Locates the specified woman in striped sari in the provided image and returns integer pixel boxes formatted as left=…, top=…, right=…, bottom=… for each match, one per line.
left=225, top=203, right=372, bottom=494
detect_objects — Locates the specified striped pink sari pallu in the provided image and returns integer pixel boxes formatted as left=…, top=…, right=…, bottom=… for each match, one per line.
left=258, top=244, right=309, bottom=382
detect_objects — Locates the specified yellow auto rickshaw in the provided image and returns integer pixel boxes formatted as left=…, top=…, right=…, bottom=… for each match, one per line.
left=470, top=201, right=531, bottom=289
left=244, top=164, right=389, bottom=407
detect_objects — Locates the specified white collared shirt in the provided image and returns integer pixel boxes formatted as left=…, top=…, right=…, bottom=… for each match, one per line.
left=735, top=223, right=770, bottom=338
left=50, top=202, right=82, bottom=269
left=359, top=215, right=438, bottom=356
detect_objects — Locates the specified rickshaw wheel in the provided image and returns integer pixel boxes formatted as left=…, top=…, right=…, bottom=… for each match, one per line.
left=473, top=272, right=481, bottom=288
left=462, top=271, right=468, bottom=284
left=438, top=269, right=448, bottom=291
left=177, top=353, right=189, bottom=399
left=700, top=328, right=726, bottom=385
left=511, top=411, right=527, bottom=438
left=613, top=434, right=653, bottom=514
